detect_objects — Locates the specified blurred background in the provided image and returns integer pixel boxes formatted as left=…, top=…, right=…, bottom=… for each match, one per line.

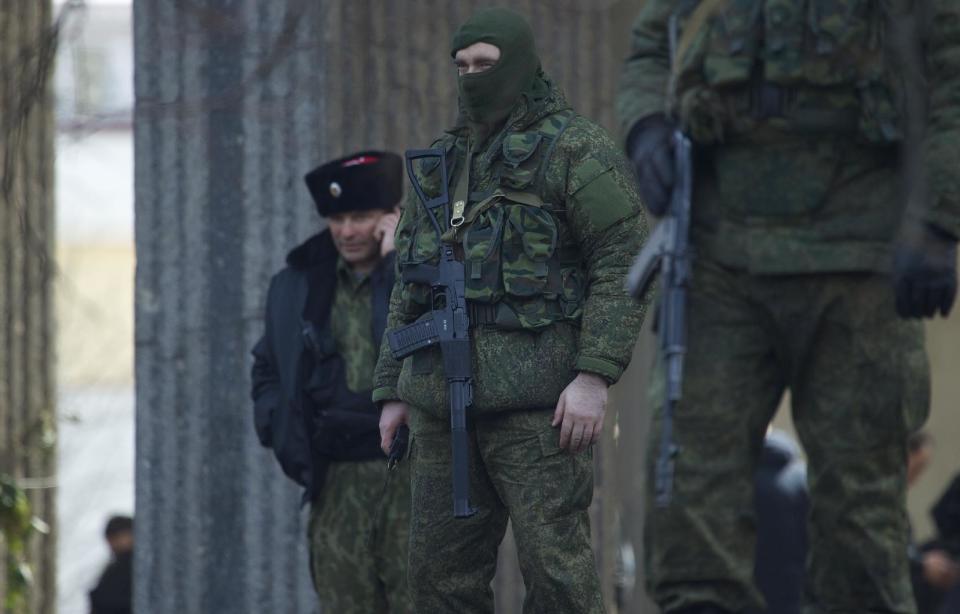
left=0, top=1, right=958, bottom=613
left=53, top=2, right=133, bottom=613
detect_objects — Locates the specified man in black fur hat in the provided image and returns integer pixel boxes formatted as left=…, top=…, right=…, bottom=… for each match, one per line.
left=250, top=151, right=411, bottom=613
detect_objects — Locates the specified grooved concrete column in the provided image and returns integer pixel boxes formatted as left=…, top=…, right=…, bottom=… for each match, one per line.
left=134, top=1, right=322, bottom=612
left=134, top=2, right=640, bottom=612
left=0, top=2, right=57, bottom=614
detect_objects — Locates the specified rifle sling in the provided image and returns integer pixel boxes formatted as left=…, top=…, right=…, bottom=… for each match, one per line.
left=672, top=0, right=727, bottom=78
left=450, top=142, right=474, bottom=234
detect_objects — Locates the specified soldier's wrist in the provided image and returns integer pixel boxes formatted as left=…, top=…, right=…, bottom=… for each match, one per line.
left=574, top=356, right=622, bottom=384
left=576, top=371, right=610, bottom=388
left=371, top=386, right=400, bottom=406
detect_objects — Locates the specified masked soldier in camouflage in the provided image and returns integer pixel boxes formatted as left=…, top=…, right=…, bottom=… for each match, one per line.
left=250, top=152, right=411, bottom=613
left=618, top=1, right=960, bottom=613
left=374, top=8, right=648, bottom=613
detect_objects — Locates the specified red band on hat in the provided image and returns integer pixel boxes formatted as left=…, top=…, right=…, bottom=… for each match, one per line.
left=341, top=155, right=380, bottom=168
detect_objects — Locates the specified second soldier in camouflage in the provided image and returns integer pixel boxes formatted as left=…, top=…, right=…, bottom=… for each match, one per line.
left=618, top=1, right=960, bottom=613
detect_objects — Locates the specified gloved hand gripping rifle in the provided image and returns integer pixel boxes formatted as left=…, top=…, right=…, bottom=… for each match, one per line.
left=625, top=130, right=693, bottom=508
left=386, top=148, right=477, bottom=518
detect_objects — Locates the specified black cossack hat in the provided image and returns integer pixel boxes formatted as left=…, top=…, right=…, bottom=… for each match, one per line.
left=304, top=150, right=403, bottom=217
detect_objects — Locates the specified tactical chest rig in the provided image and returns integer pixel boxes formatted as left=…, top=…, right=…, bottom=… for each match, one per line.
left=671, top=0, right=902, bottom=145
left=395, top=108, right=584, bottom=333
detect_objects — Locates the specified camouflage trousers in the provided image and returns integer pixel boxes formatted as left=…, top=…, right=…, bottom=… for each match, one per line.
left=408, top=407, right=606, bottom=614
left=308, top=459, right=412, bottom=614
left=645, top=257, right=929, bottom=614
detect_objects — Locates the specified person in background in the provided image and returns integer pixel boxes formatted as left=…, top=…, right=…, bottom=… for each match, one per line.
left=909, top=435, right=960, bottom=614
left=89, top=515, right=133, bottom=614
left=250, top=151, right=411, bottom=613
left=749, top=429, right=808, bottom=614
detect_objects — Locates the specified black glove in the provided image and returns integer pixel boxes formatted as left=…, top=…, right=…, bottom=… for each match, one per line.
left=627, top=114, right=676, bottom=216
left=893, top=224, right=958, bottom=318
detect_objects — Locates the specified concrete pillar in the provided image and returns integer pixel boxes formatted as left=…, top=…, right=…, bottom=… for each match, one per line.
left=133, top=1, right=323, bottom=612
left=134, top=1, right=644, bottom=612
left=0, top=2, right=57, bottom=614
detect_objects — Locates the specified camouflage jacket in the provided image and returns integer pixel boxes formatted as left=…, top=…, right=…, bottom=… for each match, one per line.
left=330, top=257, right=377, bottom=393
left=616, top=0, right=960, bottom=273
left=372, top=79, right=648, bottom=416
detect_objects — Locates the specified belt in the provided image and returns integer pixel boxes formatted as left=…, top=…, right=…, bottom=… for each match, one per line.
left=726, top=81, right=861, bottom=133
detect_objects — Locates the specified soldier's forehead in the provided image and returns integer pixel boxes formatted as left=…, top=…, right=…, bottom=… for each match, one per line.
left=455, top=42, right=501, bottom=59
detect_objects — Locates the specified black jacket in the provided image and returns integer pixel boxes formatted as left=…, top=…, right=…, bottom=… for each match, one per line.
left=912, top=473, right=960, bottom=614
left=750, top=430, right=809, bottom=614
left=250, top=230, right=395, bottom=501
left=89, top=551, right=132, bottom=614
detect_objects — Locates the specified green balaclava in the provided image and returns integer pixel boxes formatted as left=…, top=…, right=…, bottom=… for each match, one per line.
left=451, top=7, right=541, bottom=142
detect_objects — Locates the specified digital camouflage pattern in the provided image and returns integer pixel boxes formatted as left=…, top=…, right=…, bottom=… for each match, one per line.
left=307, top=261, right=411, bottom=613
left=406, top=408, right=604, bottom=614
left=373, top=68, right=646, bottom=612
left=616, top=1, right=960, bottom=613
left=330, top=257, right=377, bottom=392
left=372, top=78, right=649, bottom=416
left=308, top=459, right=412, bottom=614
left=617, top=0, right=960, bottom=275
left=643, top=260, right=929, bottom=613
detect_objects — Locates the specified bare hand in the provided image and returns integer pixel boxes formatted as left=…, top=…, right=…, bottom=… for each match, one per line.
left=379, top=401, right=410, bottom=455
left=552, top=372, right=608, bottom=454
left=922, top=550, right=960, bottom=590
left=375, top=208, right=401, bottom=257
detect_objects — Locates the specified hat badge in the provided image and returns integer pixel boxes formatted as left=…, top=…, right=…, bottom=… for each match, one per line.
left=329, top=182, right=343, bottom=198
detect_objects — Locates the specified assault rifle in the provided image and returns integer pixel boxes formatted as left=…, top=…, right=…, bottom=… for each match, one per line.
left=625, top=130, right=693, bottom=507
left=386, top=148, right=477, bottom=518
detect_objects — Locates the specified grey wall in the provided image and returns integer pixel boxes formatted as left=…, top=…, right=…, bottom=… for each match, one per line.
left=133, top=1, right=324, bottom=612
left=133, top=1, right=650, bottom=613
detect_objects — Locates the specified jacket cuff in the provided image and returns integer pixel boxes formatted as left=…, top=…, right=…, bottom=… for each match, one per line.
left=925, top=207, right=960, bottom=242
left=372, top=386, right=400, bottom=405
left=575, top=356, right=624, bottom=385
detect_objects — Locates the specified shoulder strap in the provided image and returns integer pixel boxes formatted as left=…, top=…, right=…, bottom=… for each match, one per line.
left=668, top=0, right=728, bottom=111
left=673, top=0, right=727, bottom=75
left=450, top=142, right=473, bottom=230
left=302, top=256, right=338, bottom=338
left=371, top=253, right=395, bottom=347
